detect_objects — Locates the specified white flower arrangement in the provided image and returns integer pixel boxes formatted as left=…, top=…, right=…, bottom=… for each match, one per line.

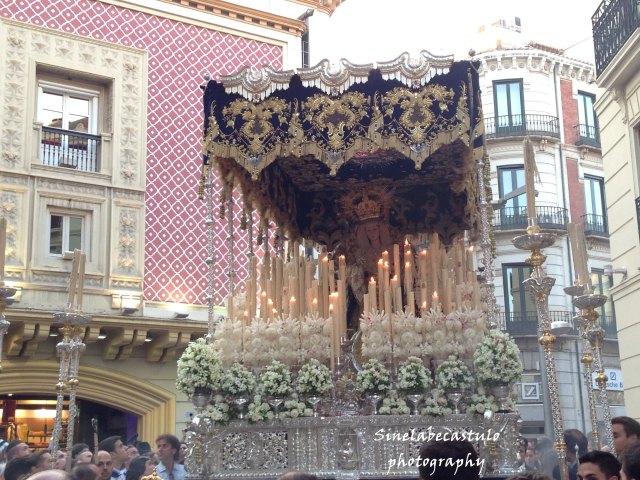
left=360, top=310, right=393, bottom=361
left=243, top=317, right=302, bottom=368
left=212, top=318, right=244, bottom=366
left=300, top=313, right=331, bottom=363
left=220, top=362, right=257, bottom=397
left=436, top=355, right=473, bottom=392
left=473, top=329, right=523, bottom=387
left=378, top=390, right=411, bottom=415
left=296, top=358, right=333, bottom=396
left=281, top=395, right=314, bottom=418
left=200, top=401, right=230, bottom=425
left=397, top=356, right=432, bottom=393
left=246, top=394, right=274, bottom=422
left=467, top=390, right=498, bottom=415
left=258, top=360, right=293, bottom=397
left=356, top=358, right=391, bottom=394
left=421, top=393, right=453, bottom=416
left=392, top=310, right=424, bottom=359
left=176, top=337, right=222, bottom=397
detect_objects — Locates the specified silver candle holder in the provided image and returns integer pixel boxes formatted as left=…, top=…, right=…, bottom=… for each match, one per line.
left=50, top=310, right=91, bottom=470
left=513, top=223, right=569, bottom=480
left=573, top=291, right=615, bottom=453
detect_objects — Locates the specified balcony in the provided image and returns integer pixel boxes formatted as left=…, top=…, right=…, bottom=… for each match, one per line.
left=40, top=126, right=101, bottom=172
left=575, top=124, right=601, bottom=148
left=493, top=206, right=568, bottom=232
left=504, top=310, right=574, bottom=336
left=485, top=114, right=560, bottom=140
left=582, top=213, right=609, bottom=237
left=601, top=315, right=618, bottom=337
left=592, top=0, right=640, bottom=75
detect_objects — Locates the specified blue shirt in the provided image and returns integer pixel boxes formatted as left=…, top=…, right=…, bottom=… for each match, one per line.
left=157, top=462, right=186, bottom=480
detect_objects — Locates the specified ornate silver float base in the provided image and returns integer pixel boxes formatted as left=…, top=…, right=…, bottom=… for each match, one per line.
left=184, top=413, right=520, bottom=479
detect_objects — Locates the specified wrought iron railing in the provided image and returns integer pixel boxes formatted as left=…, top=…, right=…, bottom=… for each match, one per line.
left=493, top=206, right=568, bottom=231
left=582, top=213, right=608, bottom=236
left=41, top=126, right=100, bottom=172
left=485, top=114, right=560, bottom=139
left=592, top=0, right=640, bottom=75
left=504, top=310, right=574, bottom=336
left=575, top=124, right=601, bottom=148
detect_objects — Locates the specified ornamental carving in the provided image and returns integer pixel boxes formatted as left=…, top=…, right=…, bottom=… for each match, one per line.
left=117, top=209, right=138, bottom=273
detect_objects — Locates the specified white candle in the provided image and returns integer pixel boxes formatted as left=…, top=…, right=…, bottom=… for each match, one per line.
left=432, top=291, right=440, bottom=311
left=0, top=217, right=6, bottom=285
left=368, top=277, right=377, bottom=312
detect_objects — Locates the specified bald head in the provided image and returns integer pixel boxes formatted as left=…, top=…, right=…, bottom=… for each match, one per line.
left=29, top=470, right=70, bottom=480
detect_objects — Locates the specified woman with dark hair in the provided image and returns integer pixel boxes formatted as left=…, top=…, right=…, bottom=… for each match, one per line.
left=125, top=456, right=154, bottom=480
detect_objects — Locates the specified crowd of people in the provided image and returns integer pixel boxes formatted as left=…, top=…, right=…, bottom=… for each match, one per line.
left=1, top=416, right=639, bottom=480
left=0, top=433, right=186, bottom=480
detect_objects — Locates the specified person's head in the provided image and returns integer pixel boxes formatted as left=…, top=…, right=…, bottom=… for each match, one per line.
left=276, top=473, right=319, bottom=480
left=612, top=417, right=640, bottom=456
left=4, top=456, right=36, bottom=480
left=71, top=444, right=92, bottom=466
left=518, top=437, right=529, bottom=463
left=31, top=450, right=52, bottom=472
left=125, top=456, right=153, bottom=480
left=564, top=429, right=588, bottom=462
left=28, top=470, right=71, bottom=480
left=178, top=443, right=187, bottom=464
left=506, top=474, right=551, bottom=480
left=0, top=438, right=9, bottom=461
left=620, top=440, right=640, bottom=480
left=135, top=443, right=152, bottom=457
left=29, top=469, right=69, bottom=480
left=98, top=437, right=126, bottom=467
left=525, top=446, right=538, bottom=467
left=155, top=434, right=180, bottom=465
left=71, top=464, right=100, bottom=480
left=56, top=450, right=67, bottom=470
left=507, top=472, right=551, bottom=480
left=418, top=440, right=481, bottom=480
left=6, top=440, right=31, bottom=461
left=95, top=451, right=113, bottom=480
left=578, top=450, right=621, bottom=480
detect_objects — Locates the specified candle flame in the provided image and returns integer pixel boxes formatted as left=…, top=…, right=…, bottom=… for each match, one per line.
left=290, top=296, right=296, bottom=302
left=312, top=298, right=318, bottom=304
left=468, top=246, right=474, bottom=252
left=420, top=249, right=427, bottom=256
left=432, top=291, right=439, bottom=299
left=370, top=277, right=376, bottom=284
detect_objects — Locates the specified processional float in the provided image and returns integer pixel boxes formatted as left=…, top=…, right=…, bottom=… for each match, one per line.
left=183, top=51, right=525, bottom=479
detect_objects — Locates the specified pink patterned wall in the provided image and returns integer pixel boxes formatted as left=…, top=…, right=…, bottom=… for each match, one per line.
left=1, top=0, right=283, bottom=304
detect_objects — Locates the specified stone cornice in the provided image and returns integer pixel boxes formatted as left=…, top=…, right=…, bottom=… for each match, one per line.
left=157, top=0, right=309, bottom=36
left=3, top=308, right=207, bottom=362
left=476, top=48, right=595, bottom=83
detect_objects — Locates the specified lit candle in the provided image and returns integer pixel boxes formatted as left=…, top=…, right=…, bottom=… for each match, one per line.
left=289, top=296, right=297, bottom=319
left=421, top=300, right=427, bottom=316
left=466, top=246, right=474, bottom=275
left=363, top=293, right=370, bottom=315
left=267, top=298, right=274, bottom=321
left=368, top=277, right=377, bottom=312
left=338, top=255, right=346, bottom=281
left=407, top=291, right=415, bottom=316
left=260, top=291, right=268, bottom=320
left=382, top=250, right=389, bottom=264
left=432, top=291, right=439, bottom=311
left=312, top=297, right=318, bottom=313
left=393, top=244, right=401, bottom=279
left=377, top=258, right=384, bottom=301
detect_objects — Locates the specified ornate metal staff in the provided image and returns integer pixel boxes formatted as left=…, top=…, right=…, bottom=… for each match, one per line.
left=573, top=291, right=615, bottom=452
left=51, top=250, right=90, bottom=469
left=565, top=283, right=601, bottom=450
left=513, top=138, right=568, bottom=480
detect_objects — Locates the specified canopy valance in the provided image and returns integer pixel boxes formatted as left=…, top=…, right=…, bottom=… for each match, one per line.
left=201, top=52, right=483, bottom=248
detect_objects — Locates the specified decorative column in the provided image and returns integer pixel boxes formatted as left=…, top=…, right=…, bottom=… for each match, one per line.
left=513, top=224, right=568, bottom=480
left=573, top=292, right=615, bottom=452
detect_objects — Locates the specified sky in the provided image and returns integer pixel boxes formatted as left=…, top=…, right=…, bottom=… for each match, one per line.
left=317, top=0, right=603, bottom=65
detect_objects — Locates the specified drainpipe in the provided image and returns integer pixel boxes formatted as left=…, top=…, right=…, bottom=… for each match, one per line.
left=553, top=61, right=588, bottom=434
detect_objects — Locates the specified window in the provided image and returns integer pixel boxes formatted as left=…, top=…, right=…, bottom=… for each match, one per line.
left=591, top=269, right=616, bottom=336
left=584, top=175, right=607, bottom=234
left=498, top=166, right=527, bottom=228
left=48, top=212, right=87, bottom=256
left=37, top=79, right=101, bottom=172
left=577, top=92, right=598, bottom=143
left=503, top=264, right=537, bottom=335
left=493, top=79, right=525, bottom=134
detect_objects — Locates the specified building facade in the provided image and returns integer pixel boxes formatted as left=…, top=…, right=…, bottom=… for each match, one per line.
left=0, top=0, right=336, bottom=445
left=476, top=40, right=624, bottom=437
left=592, top=0, right=640, bottom=418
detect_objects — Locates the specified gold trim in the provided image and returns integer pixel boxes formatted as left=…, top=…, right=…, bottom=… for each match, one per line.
left=0, top=360, right=176, bottom=441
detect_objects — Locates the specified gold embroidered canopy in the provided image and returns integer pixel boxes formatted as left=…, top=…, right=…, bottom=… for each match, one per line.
left=201, top=52, right=484, bottom=248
